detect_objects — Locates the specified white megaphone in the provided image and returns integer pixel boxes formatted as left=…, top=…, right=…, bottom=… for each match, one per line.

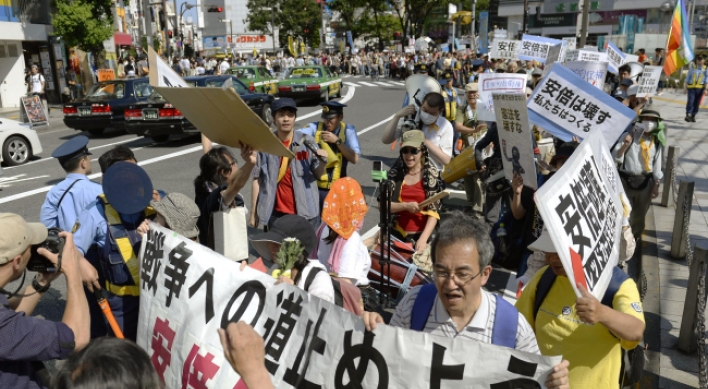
left=399, top=74, right=443, bottom=134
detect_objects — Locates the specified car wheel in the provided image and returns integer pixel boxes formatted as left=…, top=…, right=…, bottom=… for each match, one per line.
left=322, top=89, right=329, bottom=103
left=261, top=103, right=272, bottom=126
left=336, top=83, right=342, bottom=98
left=2, top=136, right=31, bottom=166
left=151, top=135, right=170, bottom=143
left=88, top=128, right=104, bottom=136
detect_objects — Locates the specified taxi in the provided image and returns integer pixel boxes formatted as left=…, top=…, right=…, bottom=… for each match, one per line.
left=226, top=66, right=278, bottom=95
left=277, top=65, right=342, bottom=102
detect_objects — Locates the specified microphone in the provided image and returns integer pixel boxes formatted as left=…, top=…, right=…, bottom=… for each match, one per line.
left=303, top=139, right=327, bottom=163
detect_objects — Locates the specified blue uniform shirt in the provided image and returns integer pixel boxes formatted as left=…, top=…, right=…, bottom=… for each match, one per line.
left=298, top=121, right=361, bottom=155
left=40, top=174, right=102, bottom=231
left=73, top=199, right=142, bottom=255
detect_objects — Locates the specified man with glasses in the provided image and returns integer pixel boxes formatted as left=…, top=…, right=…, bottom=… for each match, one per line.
left=454, top=83, right=487, bottom=217
left=298, top=101, right=361, bottom=210
left=361, top=212, right=570, bottom=388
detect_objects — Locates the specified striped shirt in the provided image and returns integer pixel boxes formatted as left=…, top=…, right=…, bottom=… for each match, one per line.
left=390, top=286, right=540, bottom=354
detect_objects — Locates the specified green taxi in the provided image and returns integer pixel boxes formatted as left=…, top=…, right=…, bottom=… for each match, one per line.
left=226, top=66, right=278, bottom=95
left=277, top=65, right=342, bottom=102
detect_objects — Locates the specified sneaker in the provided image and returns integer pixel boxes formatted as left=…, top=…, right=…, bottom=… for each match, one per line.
left=657, top=92, right=664, bottom=96
left=686, top=115, right=691, bottom=122
left=691, top=115, right=697, bottom=122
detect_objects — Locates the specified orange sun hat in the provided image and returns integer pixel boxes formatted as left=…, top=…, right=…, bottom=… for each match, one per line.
left=321, top=177, right=368, bottom=239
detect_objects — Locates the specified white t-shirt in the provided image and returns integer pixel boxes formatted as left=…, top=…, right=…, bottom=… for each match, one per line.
left=316, top=226, right=371, bottom=286
left=30, top=73, right=44, bottom=93
left=219, top=61, right=230, bottom=73
left=296, top=260, right=335, bottom=304
left=180, top=59, right=190, bottom=71
left=395, top=115, right=453, bottom=171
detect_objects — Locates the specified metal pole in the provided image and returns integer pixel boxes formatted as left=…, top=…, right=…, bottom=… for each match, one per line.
left=661, top=145, right=680, bottom=207
left=173, top=0, right=179, bottom=58
left=671, top=181, right=695, bottom=259
left=579, top=0, right=591, bottom=46
left=523, top=0, right=528, bottom=36
left=162, top=0, right=170, bottom=58
left=678, top=245, right=708, bottom=353
left=271, top=9, right=276, bottom=53
left=471, top=0, right=476, bottom=37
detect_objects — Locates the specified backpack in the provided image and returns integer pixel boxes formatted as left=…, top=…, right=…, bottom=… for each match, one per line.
left=410, top=284, right=518, bottom=349
left=533, top=266, right=645, bottom=388
left=303, top=267, right=362, bottom=315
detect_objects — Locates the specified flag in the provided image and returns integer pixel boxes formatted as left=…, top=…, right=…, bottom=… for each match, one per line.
left=664, top=0, right=694, bottom=76
left=288, top=36, right=296, bottom=57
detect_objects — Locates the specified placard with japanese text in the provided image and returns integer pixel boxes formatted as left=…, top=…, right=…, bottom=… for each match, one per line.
left=563, top=61, right=608, bottom=90
left=490, top=39, right=521, bottom=60
left=492, top=93, right=538, bottom=190
left=477, top=73, right=529, bottom=121
left=519, top=34, right=564, bottom=63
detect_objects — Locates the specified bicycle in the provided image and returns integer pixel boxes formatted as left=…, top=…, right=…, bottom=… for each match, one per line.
left=370, top=67, right=379, bottom=82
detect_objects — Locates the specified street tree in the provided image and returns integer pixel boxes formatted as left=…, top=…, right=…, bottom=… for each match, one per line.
left=52, top=0, right=114, bottom=56
left=386, top=0, right=453, bottom=38
left=245, top=0, right=321, bottom=48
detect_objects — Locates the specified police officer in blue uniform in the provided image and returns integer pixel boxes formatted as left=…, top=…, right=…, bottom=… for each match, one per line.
left=40, top=135, right=102, bottom=231
left=73, top=162, right=155, bottom=341
left=298, top=101, right=361, bottom=209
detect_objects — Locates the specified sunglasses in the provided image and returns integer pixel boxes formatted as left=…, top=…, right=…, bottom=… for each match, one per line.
left=401, top=147, right=421, bottom=155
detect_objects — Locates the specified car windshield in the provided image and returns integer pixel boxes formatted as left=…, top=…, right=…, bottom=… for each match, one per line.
left=148, top=90, right=165, bottom=101
left=86, top=82, right=125, bottom=99
left=286, top=68, right=321, bottom=79
left=134, top=82, right=154, bottom=98
left=229, top=68, right=257, bottom=79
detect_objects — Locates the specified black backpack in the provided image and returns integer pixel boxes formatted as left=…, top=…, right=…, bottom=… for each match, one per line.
left=302, top=267, right=344, bottom=308
left=533, top=266, right=646, bottom=388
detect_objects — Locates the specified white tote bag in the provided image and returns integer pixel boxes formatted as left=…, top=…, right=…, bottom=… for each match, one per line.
left=210, top=206, right=249, bottom=262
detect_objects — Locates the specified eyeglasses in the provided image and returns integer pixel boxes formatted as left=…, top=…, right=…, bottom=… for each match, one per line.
left=433, top=268, right=483, bottom=286
left=400, top=147, right=421, bottom=155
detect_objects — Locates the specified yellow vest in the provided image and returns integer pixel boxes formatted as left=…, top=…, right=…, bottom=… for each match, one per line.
left=314, top=122, right=348, bottom=190
left=443, top=88, right=457, bottom=122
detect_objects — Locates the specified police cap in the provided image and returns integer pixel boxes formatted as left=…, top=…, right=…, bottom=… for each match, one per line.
left=102, top=162, right=154, bottom=215
left=320, top=101, right=347, bottom=119
left=51, top=135, right=92, bottom=164
left=438, top=72, right=453, bottom=85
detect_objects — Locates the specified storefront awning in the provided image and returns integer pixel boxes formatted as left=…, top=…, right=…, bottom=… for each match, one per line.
left=114, top=32, right=133, bottom=46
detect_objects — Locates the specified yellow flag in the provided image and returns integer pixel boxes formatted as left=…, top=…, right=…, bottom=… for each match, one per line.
left=288, top=36, right=296, bottom=56
left=300, top=41, right=306, bottom=55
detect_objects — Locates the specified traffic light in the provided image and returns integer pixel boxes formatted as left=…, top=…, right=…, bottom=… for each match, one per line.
left=304, top=28, right=309, bottom=34
left=207, top=6, right=222, bottom=12
left=167, top=30, right=173, bottom=38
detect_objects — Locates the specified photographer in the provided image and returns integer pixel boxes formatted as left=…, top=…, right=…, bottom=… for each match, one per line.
left=0, top=213, right=89, bottom=388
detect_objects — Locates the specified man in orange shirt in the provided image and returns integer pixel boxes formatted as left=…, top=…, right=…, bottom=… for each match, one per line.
left=637, top=48, right=647, bottom=63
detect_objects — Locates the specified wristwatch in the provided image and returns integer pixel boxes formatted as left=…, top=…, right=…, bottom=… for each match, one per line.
left=335, top=139, right=342, bottom=146
left=32, top=276, right=51, bottom=293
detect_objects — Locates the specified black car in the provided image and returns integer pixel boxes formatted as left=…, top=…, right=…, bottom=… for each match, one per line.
left=124, top=75, right=275, bottom=143
left=63, top=77, right=153, bottom=136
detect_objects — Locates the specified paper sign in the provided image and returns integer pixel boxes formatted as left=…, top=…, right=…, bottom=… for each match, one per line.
left=148, top=46, right=189, bottom=88
left=137, top=224, right=562, bottom=388
left=527, top=63, right=636, bottom=146
left=637, top=65, right=662, bottom=97
left=563, top=37, right=577, bottom=51
left=519, top=34, right=564, bottom=63
left=97, top=69, right=115, bottom=82
left=490, top=39, right=521, bottom=60
left=477, top=73, right=529, bottom=121
left=563, top=61, right=608, bottom=90
left=605, top=41, right=625, bottom=74
left=534, top=130, right=622, bottom=300
left=544, top=43, right=564, bottom=76
left=492, top=93, right=537, bottom=190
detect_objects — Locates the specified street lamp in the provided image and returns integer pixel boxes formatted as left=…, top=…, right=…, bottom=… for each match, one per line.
left=219, top=18, right=233, bottom=51
left=261, top=7, right=276, bottom=53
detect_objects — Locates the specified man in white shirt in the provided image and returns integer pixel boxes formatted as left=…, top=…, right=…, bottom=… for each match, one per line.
left=381, top=92, right=453, bottom=171
left=28, top=65, right=45, bottom=95
left=296, top=56, right=305, bottom=66
left=180, top=57, right=190, bottom=73
left=206, top=57, right=217, bottom=74
left=362, top=212, right=570, bottom=389
left=219, top=59, right=231, bottom=74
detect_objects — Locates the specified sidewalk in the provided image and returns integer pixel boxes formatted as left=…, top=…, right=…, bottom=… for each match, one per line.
left=641, top=91, right=707, bottom=388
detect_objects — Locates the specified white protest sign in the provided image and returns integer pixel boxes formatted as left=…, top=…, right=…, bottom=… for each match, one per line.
left=544, top=43, right=564, bottom=76
left=636, top=65, right=662, bottom=97
left=495, top=29, right=508, bottom=39
left=492, top=93, right=537, bottom=190
left=137, top=224, right=561, bottom=388
left=477, top=73, right=529, bottom=121
left=624, top=54, right=639, bottom=63
left=605, top=41, right=625, bottom=74
left=519, top=34, right=564, bottom=63
left=527, top=63, right=636, bottom=146
left=583, top=46, right=599, bottom=52
left=490, top=39, right=521, bottom=60
left=564, top=49, right=608, bottom=63
left=563, top=37, right=577, bottom=51
left=534, top=130, right=622, bottom=300
left=148, top=46, right=189, bottom=88
left=564, top=61, right=608, bottom=90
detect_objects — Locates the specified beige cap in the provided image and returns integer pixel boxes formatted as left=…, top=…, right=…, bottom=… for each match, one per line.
left=0, top=213, right=48, bottom=264
left=401, top=130, right=426, bottom=149
left=465, top=83, right=479, bottom=92
left=527, top=228, right=556, bottom=253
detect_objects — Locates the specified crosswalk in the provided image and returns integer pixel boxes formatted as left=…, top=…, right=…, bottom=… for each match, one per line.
left=342, top=75, right=406, bottom=88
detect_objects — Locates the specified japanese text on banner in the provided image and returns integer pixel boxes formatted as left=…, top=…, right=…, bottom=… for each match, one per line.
left=477, top=73, right=528, bottom=121
left=519, top=34, right=564, bottom=63
left=563, top=61, right=608, bottom=90
left=637, top=66, right=663, bottom=97
left=491, top=39, right=521, bottom=60
left=605, top=41, right=625, bottom=74
left=492, top=93, right=538, bottom=190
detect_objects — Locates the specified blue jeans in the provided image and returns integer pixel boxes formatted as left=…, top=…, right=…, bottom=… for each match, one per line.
left=686, top=88, right=705, bottom=116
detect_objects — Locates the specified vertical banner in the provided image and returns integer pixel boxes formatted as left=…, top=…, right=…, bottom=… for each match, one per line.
left=605, top=41, right=625, bottom=74
left=534, top=130, right=622, bottom=300
left=636, top=65, right=663, bottom=97
left=527, top=63, right=636, bottom=145
left=490, top=39, right=521, bottom=60
left=564, top=61, right=609, bottom=90
left=492, top=93, right=538, bottom=190
left=479, top=12, right=489, bottom=54
left=519, top=34, right=564, bottom=63
left=346, top=31, right=354, bottom=51
left=476, top=73, right=529, bottom=121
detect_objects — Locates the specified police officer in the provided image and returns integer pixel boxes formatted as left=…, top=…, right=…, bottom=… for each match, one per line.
left=298, top=101, right=361, bottom=210
left=73, top=162, right=155, bottom=341
left=40, top=135, right=101, bottom=231
left=467, top=59, right=487, bottom=83
left=439, top=72, right=461, bottom=155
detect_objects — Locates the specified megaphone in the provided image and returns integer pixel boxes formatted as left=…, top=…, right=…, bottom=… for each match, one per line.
left=625, top=62, right=645, bottom=82
left=399, top=74, right=443, bottom=133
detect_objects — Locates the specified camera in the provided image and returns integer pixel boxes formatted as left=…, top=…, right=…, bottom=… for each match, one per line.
left=27, top=228, right=64, bottom=273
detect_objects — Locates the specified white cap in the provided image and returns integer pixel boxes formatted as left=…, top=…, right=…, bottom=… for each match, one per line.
left=527, top=228, right=556, bottom=253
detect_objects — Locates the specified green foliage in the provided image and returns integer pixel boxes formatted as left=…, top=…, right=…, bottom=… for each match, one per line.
left=275, top=238, right=306, bottom=272
left=52, top=0, right=114, bottom=54
left=386, top=0, right=452, bottom=37
left=245, top=0, right=322, bottom=48
left=461, top=0, right=490, bottom=14
left=152, top=34, right=162, bottom=53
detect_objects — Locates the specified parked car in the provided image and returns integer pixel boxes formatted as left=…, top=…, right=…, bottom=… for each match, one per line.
left=226, top=66, right=278, bottom=95
left=124, top=75, right=275, bottom=142
left=63, top=78, right=154, bottom=136
left=277, top=65, right=342, bottom=102
left=0, top=117, right=43, bottom=166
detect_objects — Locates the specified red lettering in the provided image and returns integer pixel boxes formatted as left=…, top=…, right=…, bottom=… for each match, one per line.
left=151, top=318, right=177, bottom=382
left=182, top=344, right=221, bottom=389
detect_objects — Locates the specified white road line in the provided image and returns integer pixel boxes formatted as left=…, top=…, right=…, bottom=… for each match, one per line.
left=357, top=115, right=394, bottom=135
left=390, top=81, right=405, bottom=86
left=374, top=82, right=395, bottom=87
left=358, top=82, right=378, bottom=87
left=343, top=82, right=359, bottom=87
left=0, top=86, right=358, bottom=204
left=3, top=137, right=138, bottom=171
left=38, top=127, right=75, bottom=136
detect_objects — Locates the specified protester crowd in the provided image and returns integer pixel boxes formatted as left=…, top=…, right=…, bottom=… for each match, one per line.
left=6, top=41, right=706, bottom=388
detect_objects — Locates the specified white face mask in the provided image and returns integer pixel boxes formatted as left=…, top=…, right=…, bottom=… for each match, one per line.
left=420, top=111, right=438, bottom=125
left=123, top=61, right=128, bottom=66
left=643, top=121, right=657, bottom=133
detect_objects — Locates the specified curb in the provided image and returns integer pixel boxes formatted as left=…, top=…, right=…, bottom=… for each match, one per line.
left=653, top=95, right=708, bottom=110
left=638, top=202, right=662, bottom=388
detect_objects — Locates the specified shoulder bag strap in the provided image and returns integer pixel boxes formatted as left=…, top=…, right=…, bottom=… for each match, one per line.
left=56, top=179, right=82, bottom=209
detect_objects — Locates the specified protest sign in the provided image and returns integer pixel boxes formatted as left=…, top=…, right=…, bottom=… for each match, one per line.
left=637, top=65, right=662, bottom=97
left=544, top=43, right=564, bottom=76
left=494, top=28, right=508, bottom=39
left=562, top=37, right=577, bottom=51
left=563, top=61, right=608, bottom=90
left=605, top=41, right=625, bottom=74
left=583, top=46, right=599, bottom=52
left=490, top=39, right=521, bottom=60
left=97, top=69, right=115, bottom=81
left=492, top=93, right=537, bottom=190
left=476, top=73, right=528, bottom=121
left=147, top=47, right=294, bottom=158
left=519, top=34, right=564, bottom=63
left=479, top=12, right=489, bottom=54
left=534, top=130, right=622, bottom=300
left=564, top=49, right=608, bottom=63
left=527, top=63, right=636, bottom=146
left=137, top=224, right=561, bottom=388
left=20, top=95, right=48, bottom=127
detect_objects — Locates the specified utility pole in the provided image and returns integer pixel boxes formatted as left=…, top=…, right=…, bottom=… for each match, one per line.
left=162, top=0, right=170, bottom=58
left=579, top=0, right=590, bottom=47
left=471, top=0, right=476, bottom=52
left=523, top=0, right=528, bottom=36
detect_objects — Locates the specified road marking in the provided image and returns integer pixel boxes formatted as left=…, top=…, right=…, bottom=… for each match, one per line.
left=343, top=82, right=359, bottom=87
left=0, top=85, right=358, bottom=204
left=38, top=127, right=75, bottom=136
left=357, top=115, right=394, bottom=135
left=358, top=82, right=378, bottom=87
left=390, top=81, right=405, bottom=86
left=653, top=95, right=708, bottom=109
left=374, top=82, right=395, bottom=87
left=0, top=174, right=50, bottom=188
